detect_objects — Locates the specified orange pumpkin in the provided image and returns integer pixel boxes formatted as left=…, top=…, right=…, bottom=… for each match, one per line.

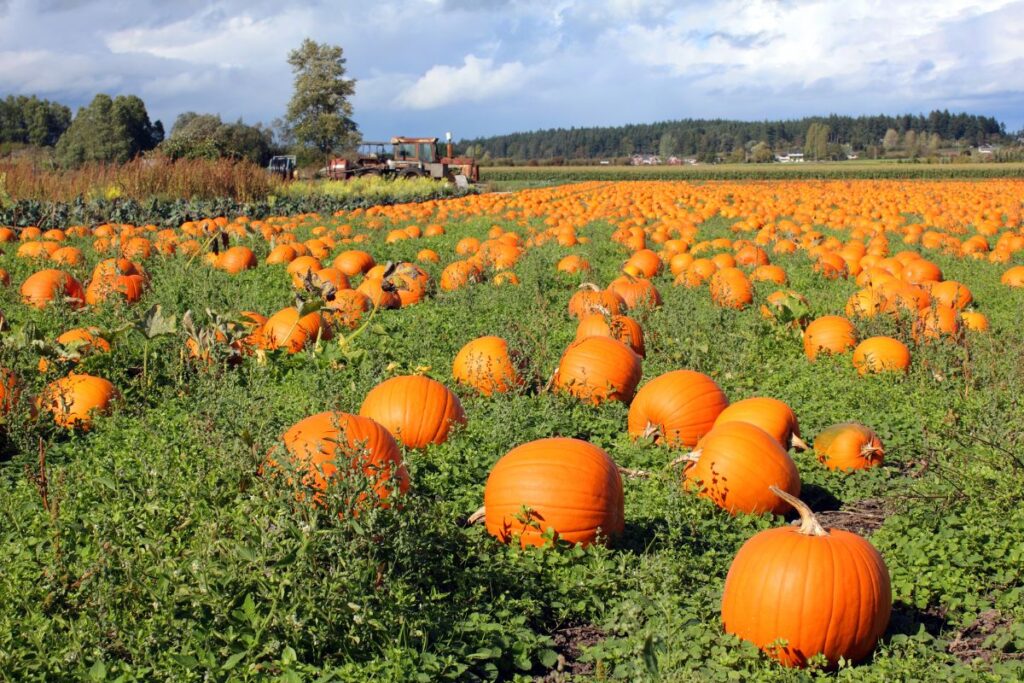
left=20, top=269, right=85, bottom=309
left=359, top=375, right=466, bottom=448
left=960, top=311, right=989, bottom=332
left=607, top=275, right=662, bottom=309
left=721, top=488, right=891, bottom=667
left=628, top=370, right=728, bottom=448
left=480, top=437, right=624, bottom=547
left=814, top=422, right=884, bottom=471
left=452, top=336, right=523, bottom=395
left=709, top=267, right=753, bottom=309
left=215, top=246, right=257, bottom=274
left=712, top=397, right=804, bottom=450
left=567, top=284, right=626, bottom=319
left=575, top=312, right=645, bottom=357
left=280, top=411, right=409, bottom=503
left=682, top=422, right=800, bottom=515
left=803, top=316, right=857, bottom=360
left=261, top=308, right=331, bottom=353
left=36, top=373, right=118, bottom=430
left=554, top=336, right=642, bottom=405
left=332, top=250, right=375, bottom=276
left=852, top=336, right=910, bottom=375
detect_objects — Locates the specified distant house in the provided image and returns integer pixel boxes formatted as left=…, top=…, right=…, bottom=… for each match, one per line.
left=630, top=153, right=662, bottom=165
left=599, top=159, right=611, bottom=165
left=776, top=152, right=805, bottom=163
left=682, top=157, right=698, bottom=165
left=666, top=156, right=682, bottom=165
left=977, top=145, right=995, bottom=156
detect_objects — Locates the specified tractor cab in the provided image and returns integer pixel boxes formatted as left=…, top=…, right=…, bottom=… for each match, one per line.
left=392, top=137, right=440, bottom=164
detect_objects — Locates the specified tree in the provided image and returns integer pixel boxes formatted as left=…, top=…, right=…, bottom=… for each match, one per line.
left=882, top=128, right=899, bottom=152
left=903, top=129, right=918, bottom=158
left=803, top=122, right=830, bottom=161
left=751, top=141, right=774, bottom=163
left=0, top=95, right=71, bottom=147
left=161, top=112, right=274, bottom=164
left=112, top=95, right=161, bottom=157
left=284, top=39, right=358, bottom=159
left=55, top=94, right=132, bottom=167
left=658, top=132, right=677, bottom=158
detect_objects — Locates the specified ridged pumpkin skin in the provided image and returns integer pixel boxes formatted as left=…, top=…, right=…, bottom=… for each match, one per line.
left=567, top=286, right=625, bottom=319
left=575, top=313, right=645, bottom=357
left=452, top=336, right=523, bottom=395
left=712, top=397, right=801, bottom=449
left=215, top=246, right=257, bottom=274
left=852, top=336, right=910, bottom=375
left=683, top=422, right=800, bottom=515
left=803, top=316, right=857, bottom=360
left=628, top=370, right=728, bottom=447
left=554, top=336, right=642, bottom=405
left=281, top=411, right=409, bottom=502
left=607, top=276, right=662, bottom=310
left=359, top=375, right=466, bottom=448
left=814, top=422, right=884, bottom=471
left=721, top=493, right=892, bottom=668
left=709, top=267, right=754, bottom=309
left=483, top=438, right=624, bottom=547
left=20, top=269, right=84, bottom=309
left=37, top=373, right=118, bottom=429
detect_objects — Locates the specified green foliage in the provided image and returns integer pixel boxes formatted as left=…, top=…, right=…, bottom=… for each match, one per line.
left=0, top=194, right=1020, bottom=681
left=0, top=95, right=72, bottom=147
left=162, top=113, right=275, bottom=165
left=54, top=94, right=160, bottom=168
left=284, top=39, right=358, bottom=158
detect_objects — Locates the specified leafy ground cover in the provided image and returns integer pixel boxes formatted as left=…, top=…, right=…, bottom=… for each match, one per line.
left=0, top=180, right=1022, bottom=681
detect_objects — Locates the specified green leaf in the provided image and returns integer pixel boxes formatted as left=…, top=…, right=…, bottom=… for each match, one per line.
left=221, top=651, right=246, bottom=671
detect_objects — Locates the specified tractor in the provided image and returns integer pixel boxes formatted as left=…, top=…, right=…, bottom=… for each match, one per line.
left=327, top=133, right=479, bottom=184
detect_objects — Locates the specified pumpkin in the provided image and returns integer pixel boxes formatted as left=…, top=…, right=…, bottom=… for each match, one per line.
left=814, top=422, right=884, bottom=471
left=479, top=437, right=624, bottom=547
left=84, top=274, right=145, bottom=305
left=709, top=267, right=753, bottom=309
left=261, top=308, right=331, bottom=353
left=215, top=246, right=257, bottom=274
left=628, top=370, right=728, bottom=447
left=913, top=305, right=960, bottom=342
left=928, top=280, right=972, bottom=310
left=0, top=368, right=19, bottom=416
left=625, top=249, right=662, bottom=277
left=607, top=275, right=662, bottom=309
left=567, top=284, right=626, bottom=318
left=452, top=336, right=523, bottom=395
left=712, top=397, right=805, bottom=450
left=37, top=373, right=118, bottom=429
left=852, top=336, right=910, bottom=375
left=266, top=244, right=298, bottom=264
left=803, top=316, right=857, bottom=360
left=554, top=336, right=642, bottom=405
left=332, top=250, right=375, bottom=276
left=721, top=487, right=892, bottom=667
left=575, top=312, right=645, bottom=357
left=960, top=311, right=989, bottom=332
left=359, top=375, right=466, bottom=448
left=20, top=269, right=85, bottom=309
left=440, top=260, right=483, bottom=291
left=557, top=255, right=591, bottom=274
left=1001, top=265, right=1024, bottom=287
left=356, top=277, right=401, bottom=309
left=280, top=411, right=409, bottom=504
left=682, top=422, right=800, bottom=515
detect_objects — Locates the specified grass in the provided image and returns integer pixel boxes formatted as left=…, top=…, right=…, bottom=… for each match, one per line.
left=0, top=180, right=1022, bottom=681
left=279, top=176, right=466, bottom=204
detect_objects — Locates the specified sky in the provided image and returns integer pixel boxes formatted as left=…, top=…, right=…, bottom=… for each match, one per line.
left=1, top=0, right=1023, bottom=142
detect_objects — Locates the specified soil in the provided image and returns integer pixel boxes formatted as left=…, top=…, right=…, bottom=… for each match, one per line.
left=535, top=624, right=606, bottom=681
left=948, top=609, right=1023, bottom=664
left=815, top=497, right=890, bottom=535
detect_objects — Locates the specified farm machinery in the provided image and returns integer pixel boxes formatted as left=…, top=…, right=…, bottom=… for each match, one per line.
left=327, top=133, right=479, bottom=184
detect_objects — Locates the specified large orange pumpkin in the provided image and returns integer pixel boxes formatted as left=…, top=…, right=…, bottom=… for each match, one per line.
left=852, top=336, right=910, bottom=375
left=628, top=370, right=728, bottom=447
left=721, top=488, right=891, bottom=667
left=20, top=269, right=85, bottom=309
left=281, top=411, right=409, bottom=503
left=803, top=316, right=857, bottom=360
left=575, top=312, right=645, bottom=357
left=480, top=437, right=624, bottom=547
left=712, top=396, right=804, bottom=450
left=709, top=267, right=753, bottom=309
left=36, top=373, right=118, bottom=429
left=261, top=308, right=331, bottom=353
left=215, top=246, right=257, bottom=274
left=553, top=336, right=642, bottom=405
left=607, top=275, right=662, bottom=309
left=814, top=422, right=884, bottom=471
left=567, top=284, right=626, bottom=319
left=452, top=336, right=523, bottom=395
left=359, top=375, right=466, bottom=448
left=682, top=422, right=800, bottom=515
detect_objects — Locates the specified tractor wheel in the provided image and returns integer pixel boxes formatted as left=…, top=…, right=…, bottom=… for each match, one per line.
left=400, top=168, right=424, bottom=179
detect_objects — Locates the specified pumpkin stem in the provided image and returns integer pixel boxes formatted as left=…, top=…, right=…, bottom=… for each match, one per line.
left=577, top=282, right=601, bottom=291
left=467, top=506, right=486, bottom=525
left=668, top=450, right=701, bottom=468
left=640, top=421, right=662, bottom=441
left=860, top=443, right=884, bottom=462
left=618, top=466, right=650, bottom=479
left=769, top=486, right=828, bottom=537
left=790, top=434, right=809, bottom=452
left=593, top=304, right=611, bottom=317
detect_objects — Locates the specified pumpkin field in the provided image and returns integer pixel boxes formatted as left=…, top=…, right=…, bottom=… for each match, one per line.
left=1, top=179, right=1023, bottom=681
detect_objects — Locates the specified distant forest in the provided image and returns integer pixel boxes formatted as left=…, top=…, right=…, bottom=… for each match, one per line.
left=459, top=112, right=1010, bottom=162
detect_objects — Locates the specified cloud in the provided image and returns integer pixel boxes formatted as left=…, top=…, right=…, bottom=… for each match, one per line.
left=397, top=55, right=530, bottom=109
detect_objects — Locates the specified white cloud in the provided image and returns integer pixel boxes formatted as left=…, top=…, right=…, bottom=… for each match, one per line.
left=397, top=55, right=530, bottom=109
left=0, top=49, right=120, bottom=94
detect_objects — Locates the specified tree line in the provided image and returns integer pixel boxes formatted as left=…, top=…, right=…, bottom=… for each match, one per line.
left=459, top=111, right=1009, bottom=162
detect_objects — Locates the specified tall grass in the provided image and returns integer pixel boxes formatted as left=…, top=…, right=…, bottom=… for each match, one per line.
left=280, top=176, right=465, bottom=204
left=0, top=155, right=280, bottom=203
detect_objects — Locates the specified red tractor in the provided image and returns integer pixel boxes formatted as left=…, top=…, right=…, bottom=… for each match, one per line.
left=327, top=134, right=478, bottom=184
